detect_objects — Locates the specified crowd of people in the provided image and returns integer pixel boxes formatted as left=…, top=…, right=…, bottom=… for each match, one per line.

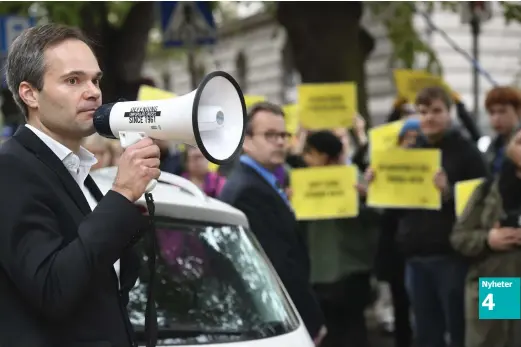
left=2, top=22, right=521, bottom=347
left=12, top=83, right=513, bottom=347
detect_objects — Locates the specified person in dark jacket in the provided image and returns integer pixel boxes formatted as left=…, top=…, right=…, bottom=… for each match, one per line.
left=374, top=118, right=422, bottom=347
left=389, top=92, right=481, bottom=143
left=367, top=87, right=488, bottom=347
left=397, top=87, right=489, bottom=347
left=218, top=102, right=326, bottom=345
left=482, top=86, right=521, bottom=175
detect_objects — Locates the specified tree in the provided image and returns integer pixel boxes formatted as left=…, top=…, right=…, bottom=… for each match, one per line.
left=277, top=2, right=374, bottom=124
left=0, top=1, right=156, bottom=126
left=276, top=1, right=521, bottom=125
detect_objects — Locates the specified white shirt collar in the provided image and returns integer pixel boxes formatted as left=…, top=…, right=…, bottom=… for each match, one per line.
left=25, top=124, right=98, bottom=172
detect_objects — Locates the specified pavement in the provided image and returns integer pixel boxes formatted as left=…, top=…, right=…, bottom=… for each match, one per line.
left=366, top=309, right=395, bottom=347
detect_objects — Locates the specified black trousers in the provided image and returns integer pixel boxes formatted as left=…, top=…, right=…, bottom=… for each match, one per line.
left=388, top=258, right=413, bottom=347
left=313, top=272, right=371, bottom=347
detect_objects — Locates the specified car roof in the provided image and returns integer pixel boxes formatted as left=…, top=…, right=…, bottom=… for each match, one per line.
left=91, top=167, right=249, bottom=228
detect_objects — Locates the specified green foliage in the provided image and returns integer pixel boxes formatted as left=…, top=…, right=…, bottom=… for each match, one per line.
left=366, top=1, right=521, bottom=78
left=501, top=1, right=521, bottom=24
left=367, top=2, right=445, bottom=76
left=0, top=1, right=134, bottom=28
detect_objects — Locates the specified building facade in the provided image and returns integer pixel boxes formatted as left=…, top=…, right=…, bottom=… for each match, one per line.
left=142, top=3, right=521, bottom=128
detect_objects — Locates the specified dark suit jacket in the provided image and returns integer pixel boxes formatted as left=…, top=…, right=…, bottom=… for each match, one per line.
left=0, top=126, right=146, bottom=347
left=218, top=162, right=324, bottom=338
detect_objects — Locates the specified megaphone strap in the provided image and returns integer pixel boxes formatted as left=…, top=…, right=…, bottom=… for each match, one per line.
left=144, top=193, right=158, bottom=347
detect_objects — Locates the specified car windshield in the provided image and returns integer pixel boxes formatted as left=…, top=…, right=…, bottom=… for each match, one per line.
left=128, top=218, right=299, bottom=345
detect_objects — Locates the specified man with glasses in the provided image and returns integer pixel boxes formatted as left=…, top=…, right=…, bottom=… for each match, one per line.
left=218, top=102, right=326, bottom=346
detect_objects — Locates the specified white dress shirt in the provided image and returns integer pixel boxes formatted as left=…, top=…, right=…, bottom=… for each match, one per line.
left=25, top=124, right=121, bottom=286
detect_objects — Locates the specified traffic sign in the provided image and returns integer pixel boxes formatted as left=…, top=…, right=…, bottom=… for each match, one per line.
left=159, top=1, right=216, bottom=48
left=0, top=15, right=35, bottom=88
left=0, top=15, right=36, bottom=54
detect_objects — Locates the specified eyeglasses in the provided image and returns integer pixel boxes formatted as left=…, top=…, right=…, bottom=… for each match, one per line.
left=250, top=131, right=292, bottom=143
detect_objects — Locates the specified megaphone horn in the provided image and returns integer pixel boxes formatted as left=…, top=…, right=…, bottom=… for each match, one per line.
left=93, top=71, right=247, bottom=193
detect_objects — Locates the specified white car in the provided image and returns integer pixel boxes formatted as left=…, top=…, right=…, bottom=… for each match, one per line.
left=92, top=167, right=314, bottom=347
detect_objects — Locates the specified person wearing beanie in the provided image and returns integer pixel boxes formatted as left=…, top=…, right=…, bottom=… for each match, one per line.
left=373, top=119, right=422, bottom=347
left=398, top=118, right=422, bottom=148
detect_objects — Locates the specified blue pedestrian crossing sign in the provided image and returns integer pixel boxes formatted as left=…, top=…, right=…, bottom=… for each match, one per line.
left=0, top=15, right=36, bottom=54
left=160, top=1, right=216, bottom=48
left=0, top=15, right=35, bottom=88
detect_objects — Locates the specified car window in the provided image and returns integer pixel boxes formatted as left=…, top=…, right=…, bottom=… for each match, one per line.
left=128, top=218, right=299, bottom=345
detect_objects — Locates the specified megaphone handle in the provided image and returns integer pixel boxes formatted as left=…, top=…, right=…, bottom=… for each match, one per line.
left=119, top=131, right=157, bottom=193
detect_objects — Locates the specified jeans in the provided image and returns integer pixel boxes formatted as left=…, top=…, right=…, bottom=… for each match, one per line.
left=406, top=256, right=467, bottom=347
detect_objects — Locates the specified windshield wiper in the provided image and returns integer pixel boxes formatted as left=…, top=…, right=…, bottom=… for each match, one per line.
left=134, top=324, right=248, bottom=340
left=246, top=321, right=288, bottom=337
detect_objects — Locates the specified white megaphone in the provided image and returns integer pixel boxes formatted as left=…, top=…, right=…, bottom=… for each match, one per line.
left=93, top=71, right=247, bottom=193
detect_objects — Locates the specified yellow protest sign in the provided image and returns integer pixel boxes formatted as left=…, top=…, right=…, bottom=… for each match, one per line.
left=369, top=120, right=405, bottom=153
left=455, top=178, right=484, bottom=217
left=394, top=69, right=451, bottom=102
left=208, top=162, right=219, bottom=173
left=297, top=82, right=357, bottom=130
left=367, top=148, right=441, bottom=210
left=244, top=95, right=266, bottom=109
left=290, top=165, right=359, bottom=220
left=137, top=85, right=176, bottom=101
left=283, top=104, right=299, bottom=135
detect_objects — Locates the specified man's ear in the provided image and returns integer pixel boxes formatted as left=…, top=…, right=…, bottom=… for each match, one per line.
left=242, top=135, right=252, bottom=153
left=18, top=81, right=39, bottom=110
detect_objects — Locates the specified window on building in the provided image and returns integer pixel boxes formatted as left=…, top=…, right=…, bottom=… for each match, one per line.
left=236, top=51, right=248, bottom=91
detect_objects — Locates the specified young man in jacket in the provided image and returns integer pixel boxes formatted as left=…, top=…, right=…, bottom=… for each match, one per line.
left=397, top=87, right=489, bottom=347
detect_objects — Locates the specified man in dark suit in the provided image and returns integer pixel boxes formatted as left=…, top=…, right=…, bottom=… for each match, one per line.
left=0, top=24, right=161, bottom=346
left=218, top=102, right=326, bottom=345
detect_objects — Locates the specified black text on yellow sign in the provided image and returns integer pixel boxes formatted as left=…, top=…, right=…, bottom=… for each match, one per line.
left=393, top=69, right=451, bottom=102
left=290, top=165, right=359, bottom=220
left=297, top=82, right=357, bottom=130
left=367, top=148, right=442, bottom=210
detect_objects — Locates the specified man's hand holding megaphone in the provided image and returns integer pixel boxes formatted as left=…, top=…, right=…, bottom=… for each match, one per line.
left=111, top=138, right=161, bottom=202
left=92, top=71, right=247, bottom=195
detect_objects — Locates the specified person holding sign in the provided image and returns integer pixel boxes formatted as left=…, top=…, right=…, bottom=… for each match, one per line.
left=373, top=118, right=422, bottom=347
left=298, top=130, right=379, bottom=347
left=367, top=86, right=489, bottom=347
left=450, top=127, right=521, bottom=347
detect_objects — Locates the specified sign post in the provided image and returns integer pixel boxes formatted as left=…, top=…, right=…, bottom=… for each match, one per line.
left=159, top=1, right=216, bottom=89
left=0, top=15, right=35, bottom=85
left=0, top=15, right=35, bottom=129
left=461, top=2, right=492, bottom=121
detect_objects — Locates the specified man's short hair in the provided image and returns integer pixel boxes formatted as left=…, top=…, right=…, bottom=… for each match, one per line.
left=245, top=101, right=284, bottom=135
left=304, top=130, right=343, bottom=161
left=415, top=86, right=452, bottom=110
left=6, top=23, right=94, bottom=119
left=485, top=86, right=521, bottom=113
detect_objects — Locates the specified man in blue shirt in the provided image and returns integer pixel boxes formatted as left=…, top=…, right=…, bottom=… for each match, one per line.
left=218, top=102, right=326, bottom=345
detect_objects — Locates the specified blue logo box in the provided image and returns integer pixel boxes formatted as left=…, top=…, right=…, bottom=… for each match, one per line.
left=479, top=277, right=520, bottom=319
